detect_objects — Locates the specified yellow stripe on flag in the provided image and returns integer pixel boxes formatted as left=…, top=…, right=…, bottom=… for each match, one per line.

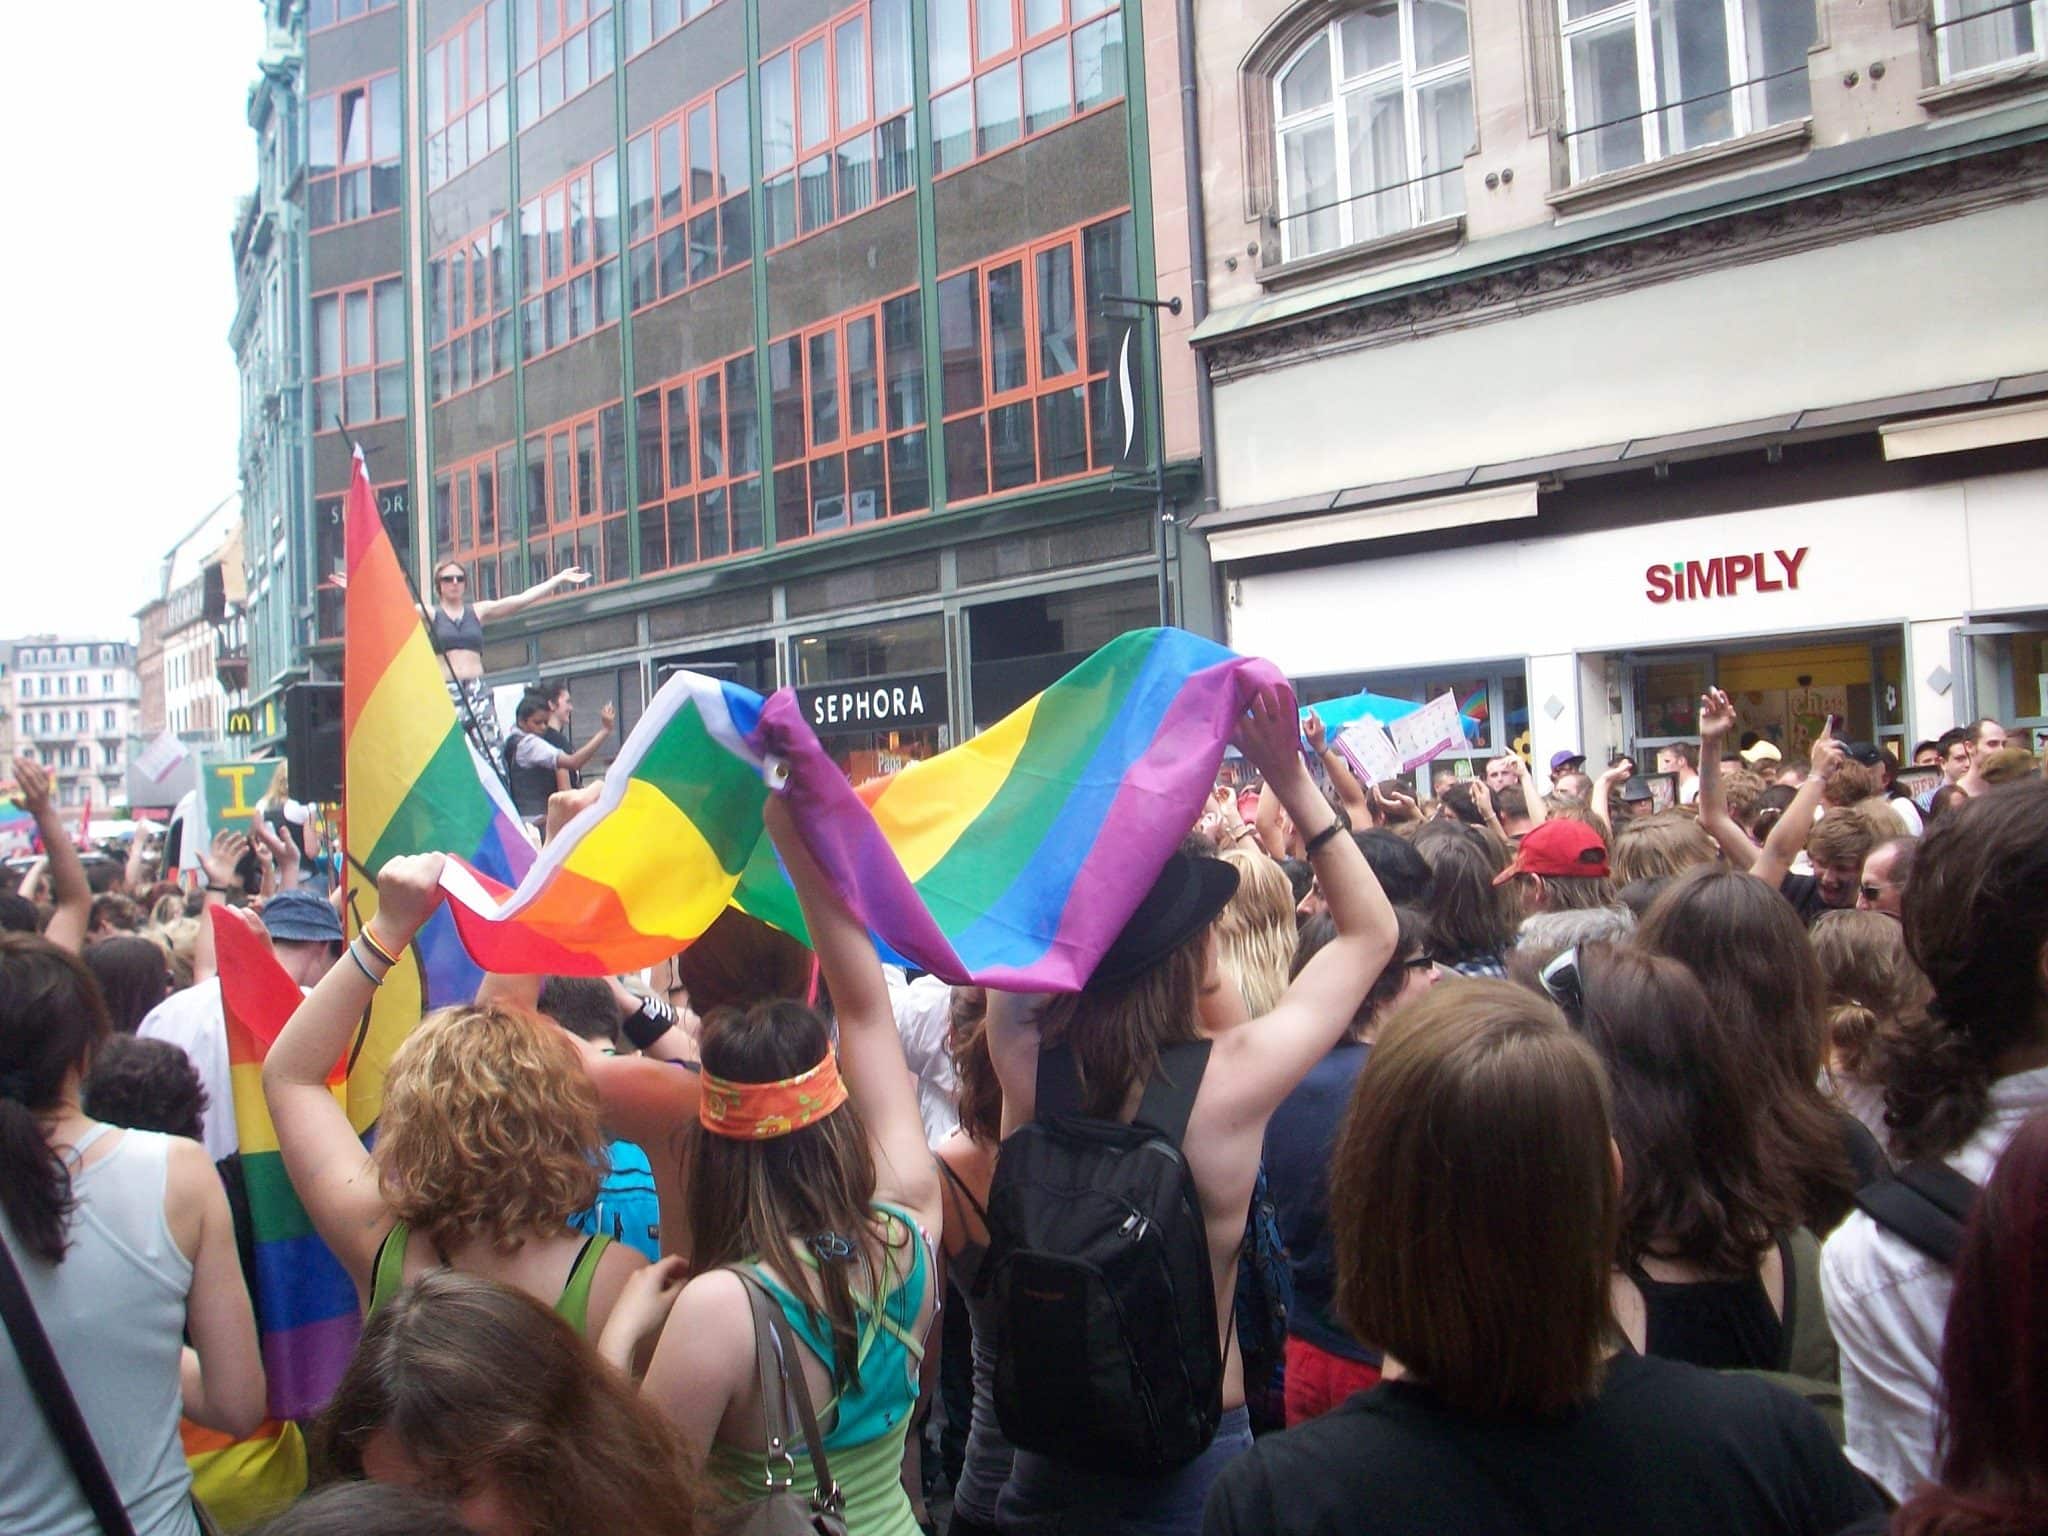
left=557, top=778, right=737, bottom=941
left=347, top=632, right=463, bottom=857
left=868, top=695, right=1040, bottom=881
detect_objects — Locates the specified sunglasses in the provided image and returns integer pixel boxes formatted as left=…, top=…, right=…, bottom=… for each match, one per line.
left=438, top=572, right=466, bottom=584
left=1401, top=953, right=1438, bottom=971
left=1858, top=883, right=1893, bottom=902
left=1539, top=945, right=1584, bottom=1020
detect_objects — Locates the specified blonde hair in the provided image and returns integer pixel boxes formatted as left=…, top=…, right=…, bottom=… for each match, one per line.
left=1212, top=848, right=1297, bottom=1016
left=1611, top=811, right=1717, bottom=885
left=152, top=918, right=201, bottom=990
left=1810, top=909, right=1931, bottom=1081
left=374, top=1004, right=605, bottom=1251
left=1978, top=746, right=2039, bottom=785
left=1720, top=768, right=1767, bottom=830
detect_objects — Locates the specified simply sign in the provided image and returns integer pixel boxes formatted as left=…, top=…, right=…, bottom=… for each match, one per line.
left=1645, top=547, right=1808, bottom=604
left=797, top=671, right=947, bottom=737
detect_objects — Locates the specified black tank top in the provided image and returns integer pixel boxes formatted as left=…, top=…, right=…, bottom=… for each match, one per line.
left=1628, top=1238, right=1786, bottom=1372
left=430, top=601, right=484, bottom=653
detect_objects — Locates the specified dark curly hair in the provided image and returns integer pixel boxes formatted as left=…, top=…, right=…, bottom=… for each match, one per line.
left=83, top=1035, right=208, bottom=1142
left=1888, top=782, right=2048, bottom=1161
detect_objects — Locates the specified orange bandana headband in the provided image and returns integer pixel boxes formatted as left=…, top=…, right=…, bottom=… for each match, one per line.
left=698, top=1051, right=849, bottom=1140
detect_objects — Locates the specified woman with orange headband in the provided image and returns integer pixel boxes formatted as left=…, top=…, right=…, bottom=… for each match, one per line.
left=599, top=795, right=942, bottom=1535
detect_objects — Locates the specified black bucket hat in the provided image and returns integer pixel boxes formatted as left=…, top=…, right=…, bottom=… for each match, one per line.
left=1088, top=850, right=1240, bottom=990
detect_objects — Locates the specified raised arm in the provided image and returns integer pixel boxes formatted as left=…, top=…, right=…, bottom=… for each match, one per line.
left=123, top=828, right=150, bottom=895
left=1695, top=689, right=1760, bottom=871
left=1513, top=753, right=1549, bottom=827
left=260, top=853, right=446, bottom=1289
left=250, top=814, right=304, bottom=892
left=471, top=566, right=591, bottom=624
left=191, top=830, right=251, bottom=985
left=1211, top=689, right=1397, bottom=1129
left=11, top=757, right=90, bottom=954
left=763, top=794, right=940, bottom=1229
left=1588, top=758, right=1631, bottom=845
left=1304, top=712, right=1370, bottom=826
left=557, top=703, right=617, bottom=772
left=1749, top=730, right=1844, bottom=889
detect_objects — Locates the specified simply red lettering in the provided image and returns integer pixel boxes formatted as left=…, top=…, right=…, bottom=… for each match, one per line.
left=1644, top=547, right=1809, bottom=604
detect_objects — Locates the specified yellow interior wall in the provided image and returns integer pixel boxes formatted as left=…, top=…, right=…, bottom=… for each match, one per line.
left=1716, top=643, right=1872, bottom=694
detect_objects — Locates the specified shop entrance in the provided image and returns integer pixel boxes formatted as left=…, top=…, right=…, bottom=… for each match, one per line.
left=1624, top=630, right=1907, bottom=761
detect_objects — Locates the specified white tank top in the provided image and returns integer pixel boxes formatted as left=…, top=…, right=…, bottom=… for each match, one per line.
left=1, top=1125, right=200, bottom=1536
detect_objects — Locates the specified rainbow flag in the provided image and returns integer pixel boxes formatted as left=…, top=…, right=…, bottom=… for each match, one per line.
left=342, top=445, right=533, bottom=1127
left=184, top=1417, right=307, bottom=1532
left=216, top=908, right=358, bottom=1421
left=441, top=629, right=1285, bottom=991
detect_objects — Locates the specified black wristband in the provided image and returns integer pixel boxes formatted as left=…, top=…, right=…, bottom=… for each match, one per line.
left=206, top=884, right=233, bottom=895
left=621, top=994, right=677, bottom=1051
left=1303, top=820, right=1346, bottom=857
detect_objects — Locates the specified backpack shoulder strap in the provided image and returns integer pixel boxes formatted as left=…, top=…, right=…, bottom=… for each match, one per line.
left=0, top=1238, right=140, bottom=1536
left=368, top=1219, right=411, bottom=1314
left=1133, top=1040, right=1212, bottom=1147
left=1852, top=1160, right=1981, bottom=1267
left=1033, top=1042, right=1085, bottom=1122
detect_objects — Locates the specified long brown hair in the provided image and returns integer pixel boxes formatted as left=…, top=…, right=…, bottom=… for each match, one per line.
left=947, top=988, right=1001, bottom=1146
left=684, top=1000, right=898, bottom=1396
left=0, top=933, right=112, bottom=1264
left=1332, top=980, right=1617, bottom=1417
left=317, top=1270, right=698, bottom=1536
left=1890, top=781, right=2048, bottom=1161
left=1576, top=943, right=1778, bottom=1274
left=1037, top=929, right=1205, bottom=1119
left=1637, top=867, right=1856, bottom=1231
left=1412, top=822, right=1515, bottom=965
left=1810, top=909, right=1931, bottom=1083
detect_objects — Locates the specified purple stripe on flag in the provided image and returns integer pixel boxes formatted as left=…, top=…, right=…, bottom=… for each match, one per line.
left=260, top=1311, right=362, bottom=1422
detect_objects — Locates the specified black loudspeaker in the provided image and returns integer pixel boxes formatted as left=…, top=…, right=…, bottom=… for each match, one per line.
left=284, top=682, right=346, bottom=804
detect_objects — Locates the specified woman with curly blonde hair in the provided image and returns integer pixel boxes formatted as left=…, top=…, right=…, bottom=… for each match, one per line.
left=1214, top=846, right=1298, bottom=1017
left=262, top=857, right=646, bottom=1336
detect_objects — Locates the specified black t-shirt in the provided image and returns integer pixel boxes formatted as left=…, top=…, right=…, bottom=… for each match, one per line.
left=1779, top=873, right=1838, bottom=927
left=1202, top=1352, right=1880, bottom=1536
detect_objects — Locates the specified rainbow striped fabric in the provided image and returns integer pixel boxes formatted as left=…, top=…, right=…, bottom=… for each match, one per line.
left=442, top=628, right=1284, bottom=991
left=342, top=445, right=533, bottom=1127
left=216, top=908, right=358, bottom=1421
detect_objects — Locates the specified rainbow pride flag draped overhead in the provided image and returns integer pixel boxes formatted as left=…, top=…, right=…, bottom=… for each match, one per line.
left=440, top=628, right=1285, bottom=991
left=342, top=445, right=533, bottom=1126
left=216, top=907, right=355, bottom=1425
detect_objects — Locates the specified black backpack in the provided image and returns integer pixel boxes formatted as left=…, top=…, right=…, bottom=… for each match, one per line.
left=1853, top=1158, right=1981, bottom=1266
left=983, top=1040, right=1222, bottom=1476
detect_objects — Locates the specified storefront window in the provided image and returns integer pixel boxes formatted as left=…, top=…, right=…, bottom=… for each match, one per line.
left=1292, top=663, right=1527, bottom=793
left=966, top=578, right=1154, bottom=727
left=1630, top=657, right=1709, bottom=743
left=793, top=615, right=948, bottom=782
left=654, top=640, right=779, bottom=695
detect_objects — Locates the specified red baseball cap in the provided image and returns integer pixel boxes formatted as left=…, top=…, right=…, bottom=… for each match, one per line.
left=1493, top=819, right=1611, bottom=884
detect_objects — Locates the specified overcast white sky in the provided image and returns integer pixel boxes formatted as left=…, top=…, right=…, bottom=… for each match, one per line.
left=2, top=5, right=267, bottom=641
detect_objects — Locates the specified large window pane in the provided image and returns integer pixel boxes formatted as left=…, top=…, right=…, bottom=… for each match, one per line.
left=665, top=382, right=692, bottom=489
left=990, top=400, right=1036, bottom=490
left=1281, top=120, right=1341, bottom=256
left=876, top=114, right=914, bottom=198
left=810, top=454, right=847, bottom=532
left=628, top=134, right=655, bottom=241
left=1412, top=0, right=1470, bottom=69
left=930, top=0, right=971, bottom=88
left=1035, top=244, right=1077, bottom=377
left=838, top=132, right=875, bottom=216
left=846, top=315, right=880, bottom=434
left=1038, top=385, right=1088, bottom=478
left=1648, top=0, right=1734, bottom=154
left=313, top=295, right=340, bottom=376
left=873, top=0, right=913, bottom=112
left=884, top=293, right=926, bottom=430
left=799, top=155, right=833, bottom=233
left=1073, top=14, right=1123, bottom=111
left=340, top=87, right=368, bottom=163
left=986, top=261, right=1027, bottom=395
left=762, top=54, right=796, bottom=172
left=1748, top=0, right=1815, bottom=124
left=1345, top=83, right=1409, bottom=239
left=938, top=271, right=983, bottom=413
left=809, top=330, right=841, bottom=446
left=945, top=416, right=989, bottom=499
left=727, top=355, right=761, bottom=473
left=888, top=429, right=930, bottom=514
left=374, top=279, right=404, bottom=361
left=836, top=16, right=869, bottom=125
left=1338, top=6, right=1399, bottom=75
left=1023, top=37, right=1072, bottom=135
left=933, top=85, right=973, bottom=171
left=345, top=290, right=372, bottom=367
left=637, top=388, right=664, bottom=497
left=696, top=372, right=722, bottom=481
left=370, top=74, right=400, bottom=158
left=1569, top=20, right=1645, bottom=177
left=976, top=0, right=1013, bottom=60
left=976, top=63, right=1021, bottom=156
left=771, top=337, right=807, bottom=462
left=1279, top=32, right=1333, bottom=114
left=1416, top=75, right=1473, bottom=220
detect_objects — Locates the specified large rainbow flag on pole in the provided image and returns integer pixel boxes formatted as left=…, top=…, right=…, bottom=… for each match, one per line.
left=440, top=628, right=1284, bottom=991
left=342, top=444, right=533, bottom=1126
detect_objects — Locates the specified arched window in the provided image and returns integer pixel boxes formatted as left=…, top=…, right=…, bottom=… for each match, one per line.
left=1272, top=0, right=1474, bottom=262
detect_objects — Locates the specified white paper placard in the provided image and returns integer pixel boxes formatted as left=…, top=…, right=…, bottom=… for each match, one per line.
left=1333, top=718, right=1404, bottom=787
left=1388, top=691, right=1463, bottom=771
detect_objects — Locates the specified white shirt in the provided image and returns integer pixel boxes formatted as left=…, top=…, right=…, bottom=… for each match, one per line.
left=1677, top=775, right=1700, bottom=806
left=1820, top=1063, right=2048, bottom=1501
left=886, top=969, right=961, bottom=1149
left=137, top=979, right=236, bottom=1161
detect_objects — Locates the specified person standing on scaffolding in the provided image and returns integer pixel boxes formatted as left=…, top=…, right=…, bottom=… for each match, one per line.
left=424, top=557, right=591, bottom=756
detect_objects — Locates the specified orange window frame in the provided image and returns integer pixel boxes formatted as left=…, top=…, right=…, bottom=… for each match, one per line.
left=432, top=446, right=519, bottom=601
left=429, top=218, right=513, bottom=404
left=426, top=1, right=511, bottom=188
left=523, top=401, right=632, bottom=588
left=311, top=274, right=407, bottom=434
left=927, top=0, right=1124, bottom=176
left=768, top=292, right=928, bottom=544
left=758, top=0, right=915, bottom=251
left=633, top=351, right=765, bottom=571
left=621, top=0, right=726, bottom=58
left=308, top=0, right=398, bottom=35
left=513, top=0, right=616, bottom=129
left=308, top=72, right=401, bottom=228
left=936, top=215, right=1117, bottom=504
left=518, top=154, right=622, bottom=360
left=624, top=75, right=747, bottom=312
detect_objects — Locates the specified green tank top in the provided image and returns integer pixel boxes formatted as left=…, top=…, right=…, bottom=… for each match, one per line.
left=367, top=1221, right=612, bottom=1336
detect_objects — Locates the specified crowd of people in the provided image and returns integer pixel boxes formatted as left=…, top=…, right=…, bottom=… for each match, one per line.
left=2, top=681, right=2044, bottom=1536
